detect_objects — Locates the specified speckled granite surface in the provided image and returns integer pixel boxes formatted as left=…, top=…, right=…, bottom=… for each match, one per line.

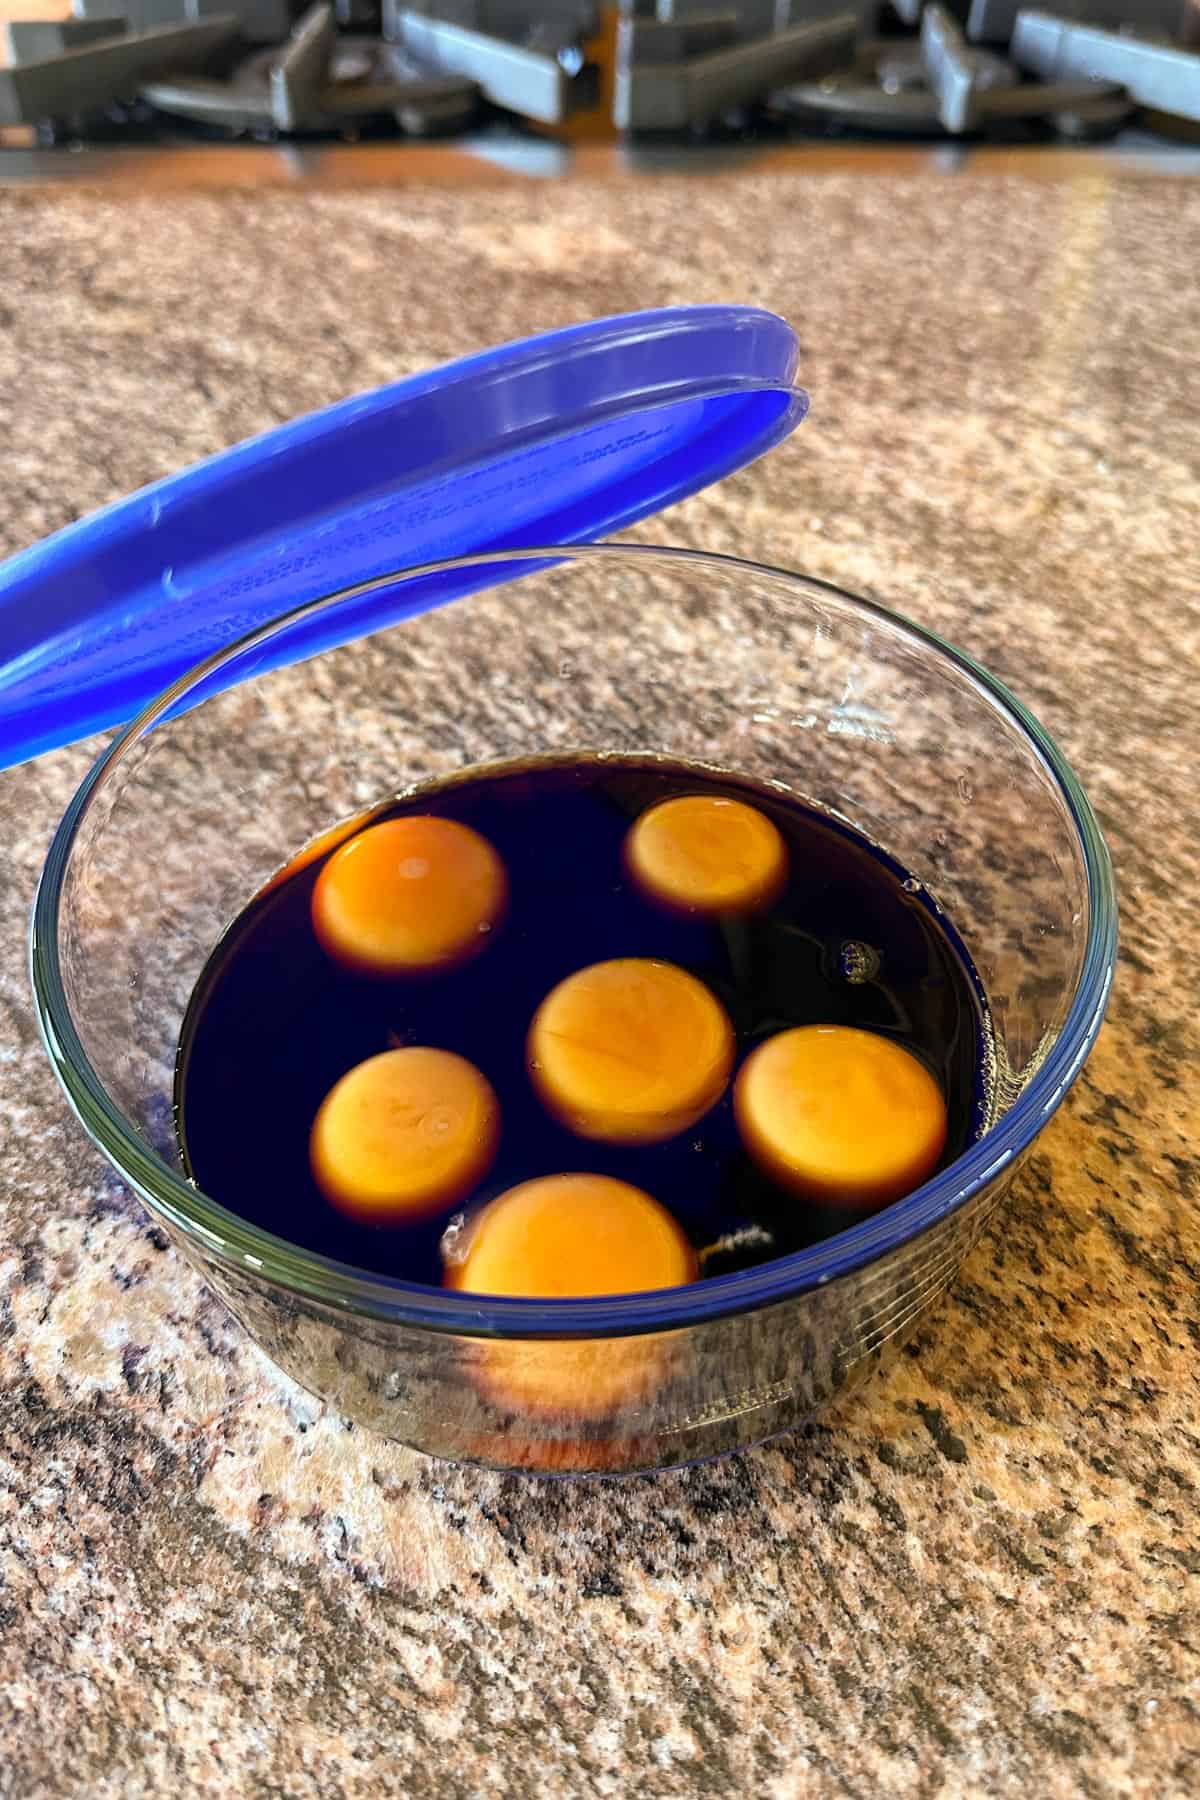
left=1, top=169, right=1198, bottom=1797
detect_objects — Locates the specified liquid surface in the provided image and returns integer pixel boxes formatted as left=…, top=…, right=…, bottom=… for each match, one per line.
left=176, top=755, right=988, bottom=1284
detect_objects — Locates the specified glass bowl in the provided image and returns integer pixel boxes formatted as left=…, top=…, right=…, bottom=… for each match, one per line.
left=31, top=547, right=1116, bottom=1476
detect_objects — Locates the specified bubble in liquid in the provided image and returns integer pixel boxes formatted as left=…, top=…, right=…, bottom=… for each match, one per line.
left=698, top=1223, right=777, bottom=1276
left=839, top=939, right=881, bottom=985
left=440, top=1211, right=471, bottom=1267
left=903, top=877, right=922, bottom=894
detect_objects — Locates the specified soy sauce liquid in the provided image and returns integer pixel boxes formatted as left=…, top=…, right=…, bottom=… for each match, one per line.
left=175, top=755, right=989, bottom=1282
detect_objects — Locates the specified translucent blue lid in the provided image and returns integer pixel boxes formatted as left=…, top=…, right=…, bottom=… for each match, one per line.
left=0, top=305, right=806, bottom=769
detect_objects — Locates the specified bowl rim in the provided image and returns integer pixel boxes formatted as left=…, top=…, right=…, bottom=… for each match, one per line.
left=30, top=544, right=1118, bottom=1338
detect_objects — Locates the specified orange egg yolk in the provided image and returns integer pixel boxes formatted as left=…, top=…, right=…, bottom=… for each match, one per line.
left=625, top=793, right=788, bottom=916
left=528, top=957, right=734, bottom=1145
left=311, top=1047, right=499, bottom=1223
left=312, top=815, right=507, bottom=975
left=446, top=1173, right=697, bottom=1417
left=734, top=1024, right=948, bottom=1209
left=448, top=1173, right=697, bottom=1298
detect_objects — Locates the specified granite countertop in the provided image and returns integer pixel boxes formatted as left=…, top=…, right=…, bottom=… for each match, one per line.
left=1, top=167, right=1197, bottom=1798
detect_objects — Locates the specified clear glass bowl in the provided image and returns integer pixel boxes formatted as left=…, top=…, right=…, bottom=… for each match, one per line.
left=31, top=547, right=1116, bottom=1475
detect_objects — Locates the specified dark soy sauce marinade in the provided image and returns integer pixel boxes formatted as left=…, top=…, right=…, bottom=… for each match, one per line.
left=175, top=755, right=989, bottom=1282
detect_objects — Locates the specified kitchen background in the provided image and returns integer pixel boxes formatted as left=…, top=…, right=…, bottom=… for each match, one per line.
left=3, top=0, right=1200, bottom=177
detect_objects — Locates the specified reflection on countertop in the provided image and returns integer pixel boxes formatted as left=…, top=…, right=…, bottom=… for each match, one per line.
left=4, top=119, right=1200, bottom=183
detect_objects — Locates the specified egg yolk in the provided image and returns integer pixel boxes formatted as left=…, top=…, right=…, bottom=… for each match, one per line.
left=448, top=1173, right=697, bottom=1298
left=446, top=1173, right=697, bottom=1417
left=625, top=793, right=788, bottom=916
left=311, top=1047, right=499, bottom=1223
left=528, top=957, right=734, bottom=1145
left=734, top=1025, right=948, bottom=1209
left=312, top=815, right=507, bottom=975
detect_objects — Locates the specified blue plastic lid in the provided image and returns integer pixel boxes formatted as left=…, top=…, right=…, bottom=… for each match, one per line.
left=0, top=305, right=806, bottom=769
